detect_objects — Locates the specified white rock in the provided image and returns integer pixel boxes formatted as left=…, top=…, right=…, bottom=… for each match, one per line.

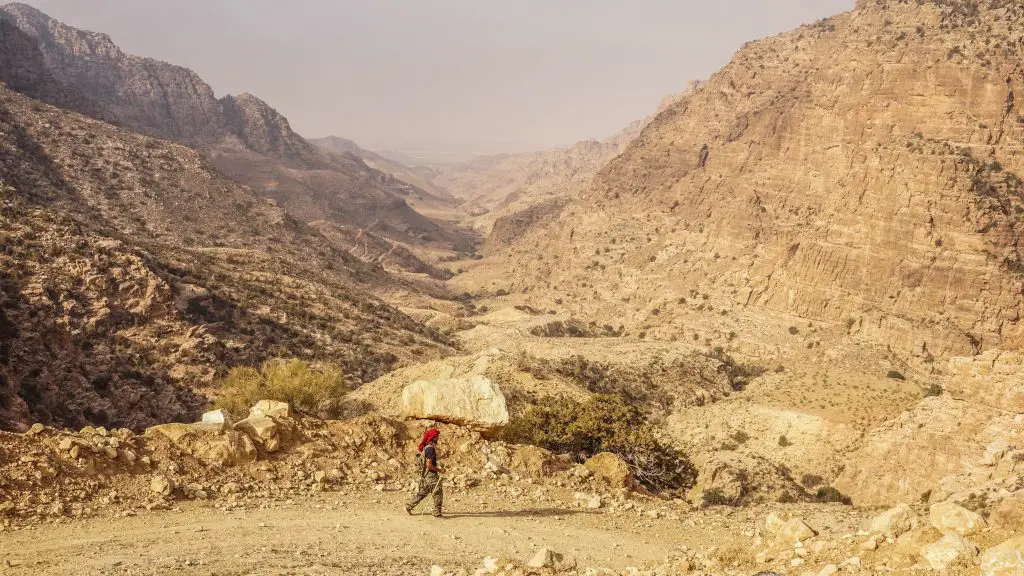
left=201, top=409, right=233, bottom=427
left=866, top=503, right=920, bottom=539
left=921, top=533, right=978, bottom=570
left=479, top=556, right=498, bottom=574
left=765, top=512, right=817, bottom=544
left=819, top=564, right=839, bottom=576
left=980, top=535, right=1024, bottom=576
left=400, top=375, right=509, bottom=433
left=930, top=501, right=987, bottom=536
left=250, top=400, right=292, bottom=419
left=429, top=566, right=445, bottom=576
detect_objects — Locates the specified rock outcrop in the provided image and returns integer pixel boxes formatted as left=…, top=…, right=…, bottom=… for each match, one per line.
left=502, top=0, right=1024, bottom=359
left=400, top=375, right=510, bottom=433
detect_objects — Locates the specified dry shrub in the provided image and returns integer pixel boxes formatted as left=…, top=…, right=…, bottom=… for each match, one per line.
left=502, top=394, right=696, bottom=493
left=215, top=359, right=348, bottom=419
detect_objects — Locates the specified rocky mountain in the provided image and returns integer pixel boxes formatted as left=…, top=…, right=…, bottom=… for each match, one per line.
left=0, top=2, right=474, bottom=253
left=0, top=15, right=104, bottom=119
left=433, top=82, right=703, bottom=232
left=502, top=0, right=1024, bottom=362
left=311, top=136, right=455, bottom=205
left=0, top=83, right=454, bottom=432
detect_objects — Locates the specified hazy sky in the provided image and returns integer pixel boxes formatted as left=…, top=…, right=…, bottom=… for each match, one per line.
left=22, top=0, right=853, bottom=152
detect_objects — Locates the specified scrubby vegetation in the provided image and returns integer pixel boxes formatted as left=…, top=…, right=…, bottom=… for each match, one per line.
left=529, top=318, right=622, bottom=338
left=215, top=359, right=349, bottom=419
left=502, top=394, right=697, bottom=493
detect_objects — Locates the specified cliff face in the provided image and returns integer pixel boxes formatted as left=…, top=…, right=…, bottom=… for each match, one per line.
left=503, top=0, right=1024, bottom=360
left=0, top=15, right=104, bottom=118
left=0, top=3, right=474, bottom=252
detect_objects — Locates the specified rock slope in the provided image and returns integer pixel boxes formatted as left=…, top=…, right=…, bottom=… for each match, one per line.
left=503, top=0, right=1024, bottom=360
left=0, top=84, right=453, bottom=432
left=0, top=2, right=474, bottom=253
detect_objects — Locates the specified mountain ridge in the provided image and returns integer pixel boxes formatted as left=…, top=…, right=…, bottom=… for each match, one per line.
left=0, top=2, right=475, bottom=254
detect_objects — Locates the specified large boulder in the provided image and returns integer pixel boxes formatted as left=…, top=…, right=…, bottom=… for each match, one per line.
left=250, top=400, right=292, bottom=419
left=764, top=512, right=817, bottom=545
left=234, top=413, right=281, bottom=453
left=584, top=452, right=635, bottom=490
left=400, top=375, right=509, bottom=434
left=930, top=501, right=987, bottom=536
left=866, top=504, right=920, bottom=539
left=981, top=536, right=1024, bottom=576
left=921, top=533, right=978, bottom=570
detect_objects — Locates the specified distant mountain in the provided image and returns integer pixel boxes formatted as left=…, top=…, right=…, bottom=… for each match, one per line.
left=429, top=81, right=704, bottom=237
left=310, top=135, right=455, bottom=204
left=0, top=2, right=475, bottom=253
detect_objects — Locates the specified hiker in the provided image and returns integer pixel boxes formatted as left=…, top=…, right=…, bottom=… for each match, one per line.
left=406, top=427, right=444, bottom=518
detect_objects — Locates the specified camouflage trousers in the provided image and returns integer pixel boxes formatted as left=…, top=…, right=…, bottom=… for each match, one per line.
left=407, top=472, right=443, bottom=516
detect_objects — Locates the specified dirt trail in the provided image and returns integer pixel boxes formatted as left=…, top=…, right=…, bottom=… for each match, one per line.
left=0, top=488, right=743, bottom=576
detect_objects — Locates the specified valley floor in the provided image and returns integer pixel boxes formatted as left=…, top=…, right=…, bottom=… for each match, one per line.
left=0, top=487, right=865, bottom=576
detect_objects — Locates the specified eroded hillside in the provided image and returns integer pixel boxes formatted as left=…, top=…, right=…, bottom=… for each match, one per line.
left=500, top=0, right=1024, bottom=362
left=0, top=85, right=454, bottom=432
left=0, top=2, right=475, bottom=254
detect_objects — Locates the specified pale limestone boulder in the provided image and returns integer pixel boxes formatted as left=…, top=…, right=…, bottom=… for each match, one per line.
left=234, top=413, right=280, bottom=453
left=201, top=409, right=233, bottom=426
left=981, top=536, right=1024, bottom=576
left=250, top=400, right=292, bottom=419
left=765, top=512, right=817, bottom=544
left=930, top=501, right=987, bottom=536
left=921, top=533, right=978, bottom=570
left=866, top=504, right=920, bottom=539
left=400, top=375, right=508, bottom=433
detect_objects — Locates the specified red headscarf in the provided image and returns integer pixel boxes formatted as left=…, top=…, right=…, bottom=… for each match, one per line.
left=418, top=428, right=440, bottom=452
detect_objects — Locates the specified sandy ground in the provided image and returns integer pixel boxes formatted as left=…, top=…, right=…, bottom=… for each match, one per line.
left=0, top=487, right=762, bottom=576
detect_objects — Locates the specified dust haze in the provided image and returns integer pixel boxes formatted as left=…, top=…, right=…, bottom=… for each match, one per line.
left=21, top=0, right=851, bottom=156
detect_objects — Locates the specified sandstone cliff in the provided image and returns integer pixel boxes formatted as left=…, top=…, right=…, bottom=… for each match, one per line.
left=503, top=0, right=1024, bottom=360
left=0, top=15, right=104, bottom=119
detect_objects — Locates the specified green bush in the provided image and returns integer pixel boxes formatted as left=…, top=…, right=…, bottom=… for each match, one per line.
left=501, top=394, right=696, bottom=493
left=214, top=358, right=348, bottom=419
